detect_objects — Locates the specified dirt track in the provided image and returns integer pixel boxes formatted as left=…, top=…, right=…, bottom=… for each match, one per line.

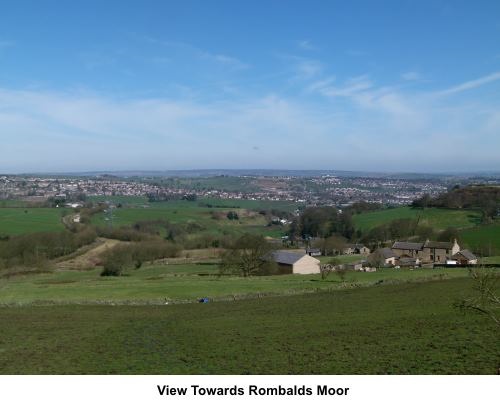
left=55, top=238, right=122, bottom=271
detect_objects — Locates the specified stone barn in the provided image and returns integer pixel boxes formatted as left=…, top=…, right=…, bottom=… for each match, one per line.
left=270, top=251, right=321, bottom=275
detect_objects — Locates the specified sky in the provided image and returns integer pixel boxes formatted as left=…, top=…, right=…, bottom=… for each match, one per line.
left=0, top=0, right=499, bottom=173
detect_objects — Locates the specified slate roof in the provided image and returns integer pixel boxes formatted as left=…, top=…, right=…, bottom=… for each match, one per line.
left=423, top=241, right=453, bottom=249
left=392, top=241, right=424, bottom=251
left=380, top=248, right=398, bottom=259
left=344, top=243, right=367, bottom=249
left=270, top=251, right=308, bottom=265
left=453, top=249, right=477, bottom=261
left=399, top=257, right=419, bottom=265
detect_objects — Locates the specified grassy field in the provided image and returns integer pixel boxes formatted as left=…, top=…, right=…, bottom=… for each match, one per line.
left=0, top=263, right=479, bottom=305
left=91, top=199, right=292, bottom=238
left=352, top=207, right=481, bottom=231
left=88, top=196, right=299, bottom=212
left=460, top=223, right=500, bottom=256
left=0, top=277, right=498, bottom=374
left=0, top=207, right=65, bottom=236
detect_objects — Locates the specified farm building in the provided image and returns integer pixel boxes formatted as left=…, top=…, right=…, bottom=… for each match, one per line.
left=270, top=251, right=321, bottom=274
left=342, top=243, right=370, bottom=255
left=377, top=247, right=399, bottom=266
left=452, top=249, right=478, bottom=265
left=306, top=248, right=322, bottom=257
left=391, top=239, right=461, bottom=264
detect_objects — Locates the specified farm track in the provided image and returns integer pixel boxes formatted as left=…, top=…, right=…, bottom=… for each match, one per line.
left=54, top=238, right=122, bottom=271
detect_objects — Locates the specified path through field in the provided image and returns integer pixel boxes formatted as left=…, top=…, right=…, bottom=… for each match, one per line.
left=54, top=238, right=122, bottom=271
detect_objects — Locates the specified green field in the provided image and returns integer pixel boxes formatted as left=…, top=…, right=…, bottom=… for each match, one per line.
left=91, top=199, right=293, bottom=238
left=0, top=277, right=498, bottom=374
left=0, top=207, right=65, bottom=236
left=352, top=207, right=481, bottom=231
left=0, top=263, right=478, bottom=305
left=460, top=223, right=500, bottom=256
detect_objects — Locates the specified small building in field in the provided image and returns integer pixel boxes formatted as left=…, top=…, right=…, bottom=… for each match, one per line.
left=452, top=249, right=478, bottom=265
left=343, top=243, right=371, bottom=255
left=270, top=251, right=321, bottom=274
left=306, top=248, right=322, bottom=257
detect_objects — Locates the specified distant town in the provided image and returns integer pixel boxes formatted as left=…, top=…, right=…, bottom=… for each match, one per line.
left=2, top=171, right=498, bottom=207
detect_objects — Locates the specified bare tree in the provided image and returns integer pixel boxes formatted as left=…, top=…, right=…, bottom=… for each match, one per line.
left=218, top=234, right=276, bottom=277
left=455, top=268, right=500, bottom=328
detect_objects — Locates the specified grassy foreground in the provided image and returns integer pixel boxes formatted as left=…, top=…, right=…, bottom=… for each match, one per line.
left=0, top=277, right=498, bottom=374
left=0, top=265, right=475, bottom=304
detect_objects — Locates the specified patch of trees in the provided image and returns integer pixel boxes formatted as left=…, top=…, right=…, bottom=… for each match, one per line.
left=146, top=192, right=197, bottom=202
left=226, top=211, right=239, bottom=220
left=311, top=235, right=347, bottom=256
left=100, top=241, right=181, bottom=276
left=360, top=218, right=432, bottom=248
left=412, top=186, right=500, bottom=223
left=0, top=228, right=96, bottom=270
left=360, top=219, right=462, bottom=250
left=345, top=201, right=383, bottom=215
left=288, top=206, right=355, bottom=241
left=218, top=234, right=277, bottom=277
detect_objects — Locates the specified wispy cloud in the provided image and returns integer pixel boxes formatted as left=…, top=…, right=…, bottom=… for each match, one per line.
left=401, top=71, right=421, bottom=81
left=200, top=52, right=249, bottom=69
left=297, top=40, right=317, bottom=51
left=437, top=71, right=500, bottom=95
left=311, top=75, right=373, bottom=97
left=142, top=36, right=249, bottom=70
left=295, top=59, right=323, bottom=79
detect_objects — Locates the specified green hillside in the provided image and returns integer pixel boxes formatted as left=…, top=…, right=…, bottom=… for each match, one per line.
left=353, top=207, right=481, bottom=231
left=460, top=222, right=500, bottom=256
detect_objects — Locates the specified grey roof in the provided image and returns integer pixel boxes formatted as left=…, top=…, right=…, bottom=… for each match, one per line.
left=345, top=243, right=367, bottom=249
left=380, top=248, right=398, bottom=259
left=270, top=251, right=307, bottom=265
left=424, top=241, right=453, bottom=249
left=453, top=249, right=477, bottom=260
left=392, top=241, right=424, bottom=251
left=399, top=257, right=418, bottom=264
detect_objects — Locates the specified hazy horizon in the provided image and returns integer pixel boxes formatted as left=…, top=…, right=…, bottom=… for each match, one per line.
left=1, top=1, right=500, bottom=173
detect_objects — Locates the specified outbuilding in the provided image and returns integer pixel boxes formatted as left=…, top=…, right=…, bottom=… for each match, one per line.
left=270, top=251, right=321, bottom=274
left=452, top=249, right=478, bottom=265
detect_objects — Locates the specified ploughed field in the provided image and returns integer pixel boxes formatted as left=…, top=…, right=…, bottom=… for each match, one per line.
left=0, top=277, right=498, bottom=374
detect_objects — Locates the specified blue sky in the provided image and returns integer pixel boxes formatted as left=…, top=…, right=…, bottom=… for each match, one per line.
left=1, top=0, right=499, bottom=173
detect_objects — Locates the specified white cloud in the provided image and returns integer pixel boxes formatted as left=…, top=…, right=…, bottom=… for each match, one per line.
left=437, top=71, right=500, bottom=95
left=313, top=75, right=373, bottom=97
left=1, top=69, right=499, bottom=172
